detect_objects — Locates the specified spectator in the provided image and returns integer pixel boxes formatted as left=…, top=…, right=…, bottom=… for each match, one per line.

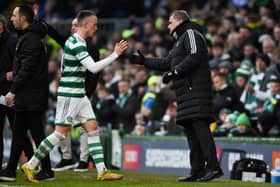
left=218, top=61, right=234, bottom=84
left=114, top=79, right=140, bottom=134
left=213, top=110, right=239, bottom=137
left=257, top=73, right=280, bottom=136
left=96, top=87, right=116, bottom=131
left=212, top=73, right=243, bottom=118
left=228, top=113, right=253, bottom=136
left=233, top=66, right=250, bottom=99
left=241, top=53, right=271, bottom=126
left=139, top=75, right=159, bottom=126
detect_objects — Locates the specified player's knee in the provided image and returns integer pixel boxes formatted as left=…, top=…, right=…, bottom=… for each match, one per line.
left=83, top=120, right=99, bottom=132
left=55, top=126, right=71, bottom=137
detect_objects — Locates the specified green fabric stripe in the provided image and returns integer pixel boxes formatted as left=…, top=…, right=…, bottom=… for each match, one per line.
left=64, top=47, right=76, bottom=56
left=87, top=118, right=96, bottom=122
left=38, top=145, right=49, bottom=155
left=65, top=45, right=87, bottom=56
left=44, top=139, right=54, bottom=149
left=89, top=150, right=103, bottom=155
left=59, top=81, right=84, bottom=88
left=73, top=123, right=82, bottom=128
left=94, top=158, right=104, bottom=162
left=34, top=152, right=43, bottom=160
left=62, top=71, right=86, bottom=77
left=55, top=122, right=73, bottom=126
left=88, top=143, right=101, bottom=148
left=64, top=59, right=82, bottom=67
left=93, top=158, right=104, bottom=164
left=79, top=54, right=89, bottom=61
left=57, top=92, right=85, bottom=98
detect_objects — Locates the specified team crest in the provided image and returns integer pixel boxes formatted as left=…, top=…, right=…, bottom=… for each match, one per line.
left=67, top=116, right=73, bottom=123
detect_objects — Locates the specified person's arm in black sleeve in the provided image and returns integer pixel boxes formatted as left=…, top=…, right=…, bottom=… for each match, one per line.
left=130, top=50, right=171, bottom=71
left=174, top=30, right=206, bottom=75
left=0, top=35, right=16, bottom=84
left=45, top=21, right=67, bottom=47
left=144, top=54, right=172, bottom=71
left=0, top=69, right=6, bottom=84
left=10, top=36, right=41, bottom=94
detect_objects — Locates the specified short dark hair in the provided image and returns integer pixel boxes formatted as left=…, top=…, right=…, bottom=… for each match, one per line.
left=18, top=4, right=34, bottom=24
left=215, top=73, right=227, bottom=81
left=76, top=10, right=95, bottom=26
left=170, top=10, right=190, bottom=22
left=119, top=79, right=131, bottom=85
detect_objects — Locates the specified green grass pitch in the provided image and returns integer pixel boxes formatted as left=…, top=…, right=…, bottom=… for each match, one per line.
left=1, top=169, right=280, bottom=187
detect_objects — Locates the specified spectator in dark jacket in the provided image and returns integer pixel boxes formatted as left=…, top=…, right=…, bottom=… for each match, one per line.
left=0, top=5, right=53, bottom=181
left=114, top=79, right=140, bottom=133
left=212, top=73, right=244, bottom=119
left=130, top=10, right=222, bottom=182
left=0, top=14, right=34, bottom=170
left=96, top=87, right=117, bottom=130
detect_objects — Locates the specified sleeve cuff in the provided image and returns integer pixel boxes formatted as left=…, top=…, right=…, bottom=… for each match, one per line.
left=110, top=52, right=119, bottom=59
left=10, top=84, right=17, bottom=94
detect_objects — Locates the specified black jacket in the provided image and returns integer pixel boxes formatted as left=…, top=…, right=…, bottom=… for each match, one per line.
left=144, top=21, right=214, bottom=125
left=96, top=96, right=117, bottom=128
left=0, top=31, right=17, bottom=95
left=213, top=84, right=242, bottom=117
left=114, top=92, right=140, bottom=133
left=11, top=25, right=48, bottom=111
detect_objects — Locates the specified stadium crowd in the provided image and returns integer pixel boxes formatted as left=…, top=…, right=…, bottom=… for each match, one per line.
left=0, top=0, right=280, bottom=160
left=2, top=0, right=280, bottom=138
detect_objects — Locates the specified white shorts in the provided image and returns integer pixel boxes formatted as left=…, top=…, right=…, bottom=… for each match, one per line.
left=55, top=96, right=96, bottom=127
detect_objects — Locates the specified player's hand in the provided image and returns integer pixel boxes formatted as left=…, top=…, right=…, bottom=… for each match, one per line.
left=114, top=40, right=128, bottom=56
left=6, top=72, right=13, bottom=81
left=5, top=92, right=15, bottom=106
left=129, top=50, right=145, bottom=65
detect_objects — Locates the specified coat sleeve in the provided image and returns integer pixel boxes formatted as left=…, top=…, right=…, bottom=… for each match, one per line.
left=47, top=22, right=67, bottom=47
left=10, top=36, right=42, bottom=94
left=0, top=36, right=16, bottom=83
left=144, top=52, right=172, bottom=71
left=174, top=30, right=206, bottom=75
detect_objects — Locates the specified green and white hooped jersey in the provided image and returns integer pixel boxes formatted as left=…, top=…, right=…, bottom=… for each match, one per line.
left=57, top=33, right=89, bottom=98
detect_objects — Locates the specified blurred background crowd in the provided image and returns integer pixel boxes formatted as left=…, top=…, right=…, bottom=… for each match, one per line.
left=1, top=0, right=280, bottom=139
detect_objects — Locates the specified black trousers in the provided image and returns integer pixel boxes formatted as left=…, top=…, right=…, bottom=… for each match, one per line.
left=0, top=105, right=34, bottom=169
left=183, top=118, right=220, bottom=176
left=6, top=111, right=51, bottom=172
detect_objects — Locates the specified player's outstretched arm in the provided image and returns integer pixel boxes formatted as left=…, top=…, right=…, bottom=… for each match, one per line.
left=80, top=40, right=128, bottom=73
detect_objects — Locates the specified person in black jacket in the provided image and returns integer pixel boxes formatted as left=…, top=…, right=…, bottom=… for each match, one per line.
left=130, top=10, right=223, bottom=182
left=212, top=73, right=244, bottom=118
left=0, top=14, right=35, bottom=171
left=0, top=5, right=53, bottom=181
left=114, top=79, right=140, bottom=133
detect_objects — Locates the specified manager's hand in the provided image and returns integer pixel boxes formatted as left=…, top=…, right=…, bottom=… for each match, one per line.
left=129, top=50, right=145, bottom=65
left=162, top=70, right=178, bottom=84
